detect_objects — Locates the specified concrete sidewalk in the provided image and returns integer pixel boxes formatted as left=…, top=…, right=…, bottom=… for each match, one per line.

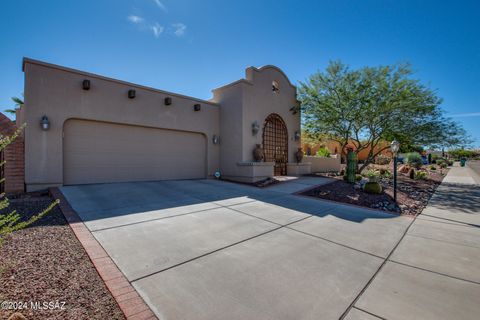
left=348, top=164, right=480, bottom=320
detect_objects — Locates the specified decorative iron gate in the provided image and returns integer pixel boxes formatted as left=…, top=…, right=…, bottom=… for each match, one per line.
left=262, top=113, right=288, bottom=175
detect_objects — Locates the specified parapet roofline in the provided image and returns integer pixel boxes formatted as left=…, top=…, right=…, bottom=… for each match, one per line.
left=22, top=57, right=220, bottom=107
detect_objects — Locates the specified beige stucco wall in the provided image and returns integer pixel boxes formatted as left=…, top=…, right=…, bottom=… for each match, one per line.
left=23, top=59, right=220, bottom=191
left=212, top=66, right=301, bottom=180
left=304, top=155, right=341, bottom=172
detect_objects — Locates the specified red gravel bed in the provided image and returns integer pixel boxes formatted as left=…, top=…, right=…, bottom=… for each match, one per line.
left=304, top=167, right=448, bottom=215
left=0, top=195, right=126, bottom=320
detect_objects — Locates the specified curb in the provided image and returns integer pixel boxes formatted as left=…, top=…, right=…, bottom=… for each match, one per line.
left=49, top=188, right=158, bottom=320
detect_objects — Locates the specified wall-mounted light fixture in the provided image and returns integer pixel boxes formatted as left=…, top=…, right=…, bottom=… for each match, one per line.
left=128, top=89, right=136, bottom=99
left=40, top=115, right=50, bottom=131
left=164, top=97, right=172, bottom=105
left=294, top=131, right=301, bottom=141
left=82, top=79, right=90, bottom=90
left=212, top=135, right=220, bottom=145
left=252, top=121, right=260, bottom=135
left=193, top=104, right=201, bottom=111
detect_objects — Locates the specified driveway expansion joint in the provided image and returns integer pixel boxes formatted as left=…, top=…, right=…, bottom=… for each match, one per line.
left=49, top=187, right=158, bottom=320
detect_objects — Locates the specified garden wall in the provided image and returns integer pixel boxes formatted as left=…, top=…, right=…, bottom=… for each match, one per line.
left=304, top=155, right=341, bottom=173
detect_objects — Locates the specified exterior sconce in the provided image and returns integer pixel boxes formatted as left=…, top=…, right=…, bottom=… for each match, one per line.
left=128, top=89, right=136, bottom=99
left=212, top=135, right=220, bottom=145
left=294, top=131, right=301, bottom=141
left=193, top=104, right=201, bottom=111
left=164, top=97, right=172, bottom=105
left=82, top=79, right=90, bottom=90
left=40, top=115, right=50, bottom=131
left=252, top=121, right=260, bottom=135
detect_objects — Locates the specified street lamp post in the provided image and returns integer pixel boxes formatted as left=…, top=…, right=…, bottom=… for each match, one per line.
left=390, top=140, right=400, bottom=204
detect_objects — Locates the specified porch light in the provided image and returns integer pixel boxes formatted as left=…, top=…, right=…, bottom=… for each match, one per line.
left=294, top=131, right=301, bottom=141
left=40, top=115, right=50, bottom=131
left=252, top=121, right=260, bottom=135
left=128, top=89, right=136, bottom=99
left=82, top=79, right=90, bottom=90
left=390, top=140, right=400, bottom=155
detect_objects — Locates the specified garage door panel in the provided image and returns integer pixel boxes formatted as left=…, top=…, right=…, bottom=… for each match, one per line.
left=64, top=120, right=206, bottom=185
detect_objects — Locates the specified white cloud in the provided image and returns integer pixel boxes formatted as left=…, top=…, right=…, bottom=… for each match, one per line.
left=153, top=0, right=167, bottom=12
left=449, top=112, right=480, bottom=118
left=172, top=23, right=186, bottom=36
left=127, top=15, right=144, bottom=24
left=151, top=22, right=164, bottom=38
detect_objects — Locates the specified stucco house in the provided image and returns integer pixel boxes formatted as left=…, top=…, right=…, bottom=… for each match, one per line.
left=19, top=58, right=311, bottom=192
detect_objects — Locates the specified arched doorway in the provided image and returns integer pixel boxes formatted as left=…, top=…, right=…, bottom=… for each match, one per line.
left=262, top=113, right=288, bottom=175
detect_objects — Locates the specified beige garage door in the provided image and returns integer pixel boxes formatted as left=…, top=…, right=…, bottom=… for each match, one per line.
left=64, top=119, right=207, bottom=185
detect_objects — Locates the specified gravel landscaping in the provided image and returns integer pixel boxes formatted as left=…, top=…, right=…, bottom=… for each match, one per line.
left=0, top=193, right=125, bottom=320
left=304, top=165, right=449, bottom=215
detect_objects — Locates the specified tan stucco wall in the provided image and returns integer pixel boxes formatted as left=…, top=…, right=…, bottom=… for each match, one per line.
left=304, top=155, right=341, bottom=173
left=212, top=66, right=301, bottom=180
left=23, top=59, right=220, bottom=191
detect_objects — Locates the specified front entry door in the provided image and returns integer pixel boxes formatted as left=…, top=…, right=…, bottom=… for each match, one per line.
left=262, top=114, right=288, bottom=175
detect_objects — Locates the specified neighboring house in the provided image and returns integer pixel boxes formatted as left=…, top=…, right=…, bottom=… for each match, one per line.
left=0, top=112, right=25, bottom=193
left=20, top=58, right=309, bottom=192
left=303, top=139, right=392, bottom=161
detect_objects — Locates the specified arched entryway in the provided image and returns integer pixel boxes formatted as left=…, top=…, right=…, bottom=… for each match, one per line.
left=262, top=113, right=288, bottom=175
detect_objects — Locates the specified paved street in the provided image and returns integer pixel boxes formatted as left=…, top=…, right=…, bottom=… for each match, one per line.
left=60, top=167, right=480, bottom=320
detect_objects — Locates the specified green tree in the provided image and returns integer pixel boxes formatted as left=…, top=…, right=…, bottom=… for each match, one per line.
left=3, top=95, right=24, bottom=116
left=0, top=126, right=58, bottom=245
left=298, top=61, right=470, bottom=173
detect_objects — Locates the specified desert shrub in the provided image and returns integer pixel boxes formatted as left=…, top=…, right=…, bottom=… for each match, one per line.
left=0, top=126, right=59, bottom=245
left=430, top=165, right=436, bottom=170
left=356, top=174, right=363, bottom=182
left=364, top=169, right=380, bottom=182
left=439, top=162, right=448, bottom=168
left=374, top=154, right=391, bottom=165
left=436, top=159, right=445, bottom=166
left=363, top=181, right=382, bottom=194
left=379, top=168, right=392, bottom=177
left=409, top=168, right=415, bottom=179
left=316, top=147, right=331, bottom=158
left=415, top=170, right=428, bottom=180
left=447, top=160, right=454, bottom=166
left=431, top=154, right=440, bottom=163
left=405, top=152, right=423, bottom=169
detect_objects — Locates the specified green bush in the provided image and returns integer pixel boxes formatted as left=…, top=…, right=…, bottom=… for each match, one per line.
left=316, top=147, right=331, bottom=157
left=436, top=159, right=445, bottom=166
left=363, top=181, right=382, bottom=194
left=415, top=170, right=428, bottom=180
left=447, top=160, right=454, bottom=166
left=374, top=155, right=391, bottom=165
left=356, top=174, right=363, bottom=182
left=363, top=169, right=380, bottom=182
left=405, top=152, right=423, bottom=169
left=379, top=168, right=392, bottom=177
left=440, top=162, right=448, bottom=168
left=430, top=165, right=436, bottom=170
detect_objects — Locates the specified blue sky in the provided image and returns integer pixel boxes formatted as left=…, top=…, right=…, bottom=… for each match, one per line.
left=1, top=0, right=479, bottom=146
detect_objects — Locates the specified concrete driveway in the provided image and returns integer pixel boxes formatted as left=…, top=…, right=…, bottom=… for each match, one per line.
left=61, top=177, right=413, bottom=320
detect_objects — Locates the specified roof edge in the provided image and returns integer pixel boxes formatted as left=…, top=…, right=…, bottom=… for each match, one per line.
left=22, top=57, right=220, bottom=106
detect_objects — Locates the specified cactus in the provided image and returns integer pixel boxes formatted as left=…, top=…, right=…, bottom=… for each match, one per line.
left=409, top=168, right=415, bottom=179
left=346, top=150, right=357, bottom=184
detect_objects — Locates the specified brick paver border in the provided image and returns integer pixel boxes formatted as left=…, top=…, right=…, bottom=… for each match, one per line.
left=49, top=187, right=158, bottom=320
